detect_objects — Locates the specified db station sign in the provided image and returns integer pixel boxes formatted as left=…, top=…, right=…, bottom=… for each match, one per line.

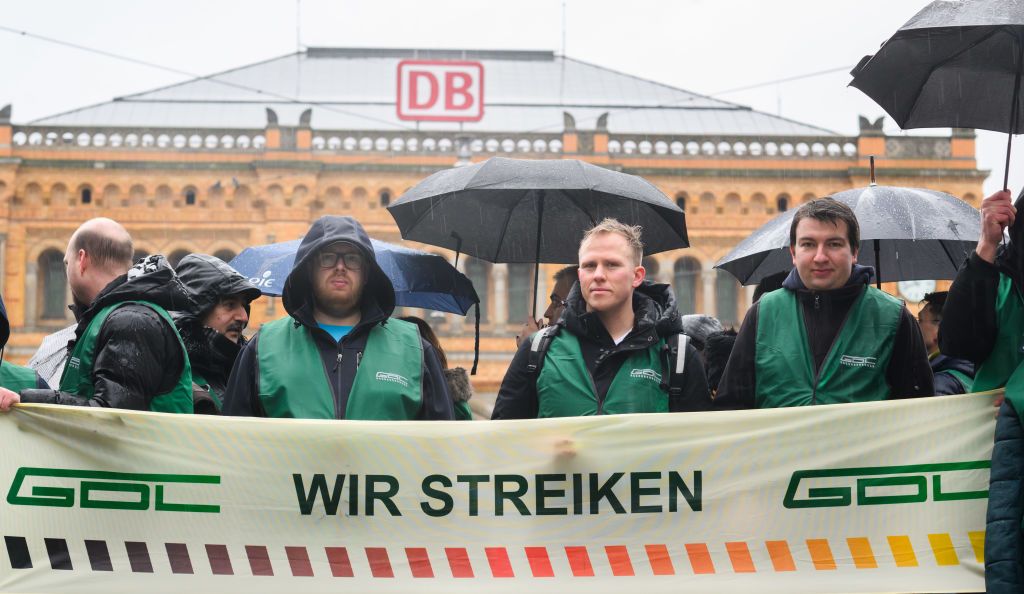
left=396, top=60, right=484, bottom=122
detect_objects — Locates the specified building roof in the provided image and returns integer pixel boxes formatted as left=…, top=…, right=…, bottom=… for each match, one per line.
left=31, top=47, right=839, bottom=137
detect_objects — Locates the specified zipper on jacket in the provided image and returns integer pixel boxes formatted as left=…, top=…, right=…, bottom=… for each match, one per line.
left=809, top=287, right=862, bottom=405
left=333, top=353, right=342, bottom=371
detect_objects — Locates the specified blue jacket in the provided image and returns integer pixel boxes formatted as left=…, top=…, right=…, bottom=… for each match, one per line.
left=986, top=401, right=1024, bottom=592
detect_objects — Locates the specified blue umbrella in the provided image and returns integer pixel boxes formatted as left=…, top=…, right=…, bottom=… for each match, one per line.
left=229, top=238, right=479, bottom=316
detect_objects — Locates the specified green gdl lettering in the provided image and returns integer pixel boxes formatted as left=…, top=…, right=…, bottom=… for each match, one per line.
left=783, top=461, right=990, bottom=509
left=7, top=467, right=220, bottom=513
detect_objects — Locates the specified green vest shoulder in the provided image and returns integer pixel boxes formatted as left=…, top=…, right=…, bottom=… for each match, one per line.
left=535, top=329, right=668, bottom=417
left=973, top=273, right=1024, bottom=414
left=0, top=363, right=39, bottom=392
left=58, top=301, right=194, bottom=413
left=257, top=317, right=424, bottom=420
left=755, top=286, right=901, bottom=407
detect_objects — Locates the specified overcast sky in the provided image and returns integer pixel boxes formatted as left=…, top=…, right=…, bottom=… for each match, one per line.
left=2, top=0, right=1018, bottom=195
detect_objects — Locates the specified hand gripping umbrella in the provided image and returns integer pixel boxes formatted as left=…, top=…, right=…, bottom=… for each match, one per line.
left=850, top=0, right=1024, bottom=189
left=715, top=181, right=981, bottom=288
left=387, top=157, right=688, bottom=318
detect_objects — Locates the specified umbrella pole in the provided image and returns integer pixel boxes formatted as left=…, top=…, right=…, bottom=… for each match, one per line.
left=873, top=239, right=881, bottom=290
left=532, top=192, right=545, bottom=321
left=1005, top=39, right=1024, bottom=191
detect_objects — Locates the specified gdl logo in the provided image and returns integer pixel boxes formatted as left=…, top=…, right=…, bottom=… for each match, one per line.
left=783, top=461, right=990, bottom=508
left=7, top=467, right=221, bottom=513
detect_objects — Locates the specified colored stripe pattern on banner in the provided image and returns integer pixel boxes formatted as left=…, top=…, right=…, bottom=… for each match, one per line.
left=3, top=533, right=986, bottom=578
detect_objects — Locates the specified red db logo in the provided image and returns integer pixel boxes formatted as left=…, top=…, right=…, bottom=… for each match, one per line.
left=397, top=60, right=485, bottom=122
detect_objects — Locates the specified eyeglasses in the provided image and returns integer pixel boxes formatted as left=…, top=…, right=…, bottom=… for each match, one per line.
left=318, top=251, right=364, bottom=271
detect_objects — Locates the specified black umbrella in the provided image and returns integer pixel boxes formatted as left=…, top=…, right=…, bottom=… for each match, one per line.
left=388, top=157, right=688, bottom=317
left=849, top=0, right=1024, bottom=189
left=715, top=183, right=981, bottom=288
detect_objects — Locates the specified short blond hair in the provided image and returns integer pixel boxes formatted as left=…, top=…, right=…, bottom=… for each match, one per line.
left=579, top=218, right=644, bottom=266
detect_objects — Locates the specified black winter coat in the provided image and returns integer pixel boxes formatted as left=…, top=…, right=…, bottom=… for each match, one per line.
left=20, top=256, right=192, bottom=409
left=221, top=216, right=453, bottom=420
left=492, top=280, right=710, bottom=419
left=986, top=401, right=1024, bottom=593
left=714, top=265, right=933, bottom=409
left=930, top=353, right=975, bottom=396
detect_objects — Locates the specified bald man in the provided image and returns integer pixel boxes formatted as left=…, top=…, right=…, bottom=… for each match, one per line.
left=0, top=218, right=195, bottom=412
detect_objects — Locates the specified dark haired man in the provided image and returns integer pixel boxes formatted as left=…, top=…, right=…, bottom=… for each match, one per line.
left=515, top=265, right=579, bottom=347
left=917, top=291, right=973, bottom=395
left=0, top=218, right=194, bottom=412
left=222, top=215, right=453, bottom=420
left=715, top=198, right=932, bottom=409
left=175, top=254, right=261, bottom=413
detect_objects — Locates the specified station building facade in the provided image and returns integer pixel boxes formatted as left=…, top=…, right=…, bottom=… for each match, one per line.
left=0, top=48, right=985, bottom=389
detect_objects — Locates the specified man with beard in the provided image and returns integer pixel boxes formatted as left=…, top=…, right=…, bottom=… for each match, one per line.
left=493, top=218, right=710, bottom=419
left=222, top=215, right=453, bottom=420
left=175, top=254, right=260, bottom=414
left=0, top=218, right=194, bottom=412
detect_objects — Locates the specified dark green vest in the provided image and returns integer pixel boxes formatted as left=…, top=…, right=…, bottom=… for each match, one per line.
left=59, top=301, right=194, bottom=413
left=755, top=286, right=901, bottom=407
left=973, top=273, right=1024, bottom=395
left=257, top=317, right=424, bottom=420
left=0, top=363, right=38, bottom=392
left=536, top=331, right=668, bottom=417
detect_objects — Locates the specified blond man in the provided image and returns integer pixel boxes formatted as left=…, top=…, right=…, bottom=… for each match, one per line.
left=493, top=218, right=709, bottom=418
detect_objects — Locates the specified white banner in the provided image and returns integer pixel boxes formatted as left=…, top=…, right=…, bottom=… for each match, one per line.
left=0, top=392, right=998, bottom=593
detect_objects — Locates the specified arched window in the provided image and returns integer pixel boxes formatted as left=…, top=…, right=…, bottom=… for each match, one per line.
left=214, top=249, right=236, bottom=264
left=168, top=249, right=190, bottom=268
left=673, top=257, right=701, bottom=315
left=507, top=263, right=533, bottom=323
left=776, top=194, right=790, bottom=213
left=39, top=249, right=66, bottom=320
left=675, top=192, right=687, bottom=212
left=80, top=187, right=92, bottom=204
left=465, top=258, right=490, bottom=323
left=715, top=269, right=740, bottom=327
left=642, top=257, right=660, bottom=280
left=379, top=189, right=392, bottom=207
left=184, top=188, right=197, bottom=206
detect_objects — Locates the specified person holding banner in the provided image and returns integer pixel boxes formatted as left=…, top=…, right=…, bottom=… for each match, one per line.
left=940, top=188, right=1024, bottom=591
left=221, top=215, right=453, bottom=420
left=493, top=218, right=710, bottom=419
left=174, top=254, right=261, bottom=414
left=0, top=218, right=195, bottom=413
left=714, top=198, right=933, bottom=409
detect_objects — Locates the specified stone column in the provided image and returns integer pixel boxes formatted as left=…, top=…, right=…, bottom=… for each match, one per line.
left=24, top=260, right=37, bottom=329
left=493, top=263, right=509, bottom=326
left=702, top=268, right=716, bottom=317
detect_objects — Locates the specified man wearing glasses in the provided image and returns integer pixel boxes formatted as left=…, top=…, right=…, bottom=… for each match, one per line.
left=222, top=215, right=453, bottom=420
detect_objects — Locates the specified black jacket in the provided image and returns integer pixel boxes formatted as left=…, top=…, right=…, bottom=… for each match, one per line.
left=987, top=401, right=1024, bottom=593
left=20, top=256, right=192, bottom=409
left=940, top=251, right=1016, bottom=366
left=930, top=353, right=975, bottom=395
left=715, top=265, right=934, bottom=410
left=492, top=280, right=710, bottom=419
left=222, top=216, right=453, bottom=420
left=174, top=253, right=261, bottom=413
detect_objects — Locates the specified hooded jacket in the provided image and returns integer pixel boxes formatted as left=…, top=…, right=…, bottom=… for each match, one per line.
left=492, top=280, right=710, bottom=419
left=714, top=264, right=933, bottom=410
left=19, top=255, right=192, bottom=409
left=174, top=254, right=261, bottom=412
left=221, top=216, right=453, bottom=420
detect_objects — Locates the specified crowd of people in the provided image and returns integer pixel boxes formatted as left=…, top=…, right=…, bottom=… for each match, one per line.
left=0, top=190, right=1021, bottom=589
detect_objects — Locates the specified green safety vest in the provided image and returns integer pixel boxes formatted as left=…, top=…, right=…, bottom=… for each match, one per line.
left=0, top=363, right=39, bottom=392
left=257, top=317, right=423, bottom=420
left=973, top=274, right=1024, bottom=394
left=942, top=369, right=975, bottom=394
left=536, top=331, right=668, bottom=417
left=755, top=286, right=901, bottom=407
left=59, top=301, right=194, bottom=414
